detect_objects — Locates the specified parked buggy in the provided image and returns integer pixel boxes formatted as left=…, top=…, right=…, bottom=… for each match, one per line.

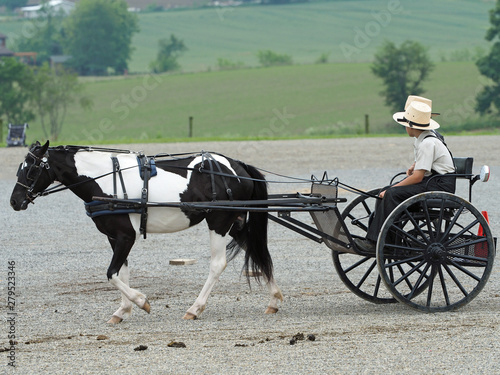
left=6, top=123, right=28, bottom=147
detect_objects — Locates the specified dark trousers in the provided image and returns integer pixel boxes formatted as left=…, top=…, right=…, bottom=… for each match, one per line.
left=366, top=175, right=456, bottom=242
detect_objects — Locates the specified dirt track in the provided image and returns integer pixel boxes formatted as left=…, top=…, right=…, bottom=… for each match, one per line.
left=1, top=136, right=500, bottom=374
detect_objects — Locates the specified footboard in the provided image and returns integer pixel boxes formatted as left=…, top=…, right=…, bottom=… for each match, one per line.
left=309, top=182, right=355, bottom=253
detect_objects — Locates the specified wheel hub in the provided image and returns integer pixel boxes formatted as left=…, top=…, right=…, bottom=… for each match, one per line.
left=425, top=242, right=448, bottom=263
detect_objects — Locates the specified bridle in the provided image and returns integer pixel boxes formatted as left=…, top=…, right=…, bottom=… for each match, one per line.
left=16, top=150, right=51, bottom=204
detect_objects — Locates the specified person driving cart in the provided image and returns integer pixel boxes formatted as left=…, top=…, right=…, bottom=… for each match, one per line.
left=354, top=95, right=456, bottom=253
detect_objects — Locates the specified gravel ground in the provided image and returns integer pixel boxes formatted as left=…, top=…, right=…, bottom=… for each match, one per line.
left=1, top=136, right=500, bottom=374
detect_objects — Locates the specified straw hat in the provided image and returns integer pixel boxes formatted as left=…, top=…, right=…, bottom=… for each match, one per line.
left=393, top=100, right=440, bottom=130
left=404, top=95, right=432, bottom=110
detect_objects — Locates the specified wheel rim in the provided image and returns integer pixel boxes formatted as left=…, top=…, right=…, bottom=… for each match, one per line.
left=377, top=192, right=495, bottom=312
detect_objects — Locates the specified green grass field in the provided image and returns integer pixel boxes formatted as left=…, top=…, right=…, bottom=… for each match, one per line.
left=0, top=0, right=493, bottom=72
left=130, top=0, right=493, bottom=72
left=12, top=61, right=490, bottom=144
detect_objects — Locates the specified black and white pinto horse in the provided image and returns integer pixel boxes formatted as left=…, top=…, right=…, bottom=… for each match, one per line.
left=10, top=141, right=283, bottom=324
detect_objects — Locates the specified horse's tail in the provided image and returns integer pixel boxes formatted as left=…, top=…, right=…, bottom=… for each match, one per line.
left=227, top=163, right=273, bottom=283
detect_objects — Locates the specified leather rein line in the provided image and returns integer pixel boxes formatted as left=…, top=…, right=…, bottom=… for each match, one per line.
left=28, top=148, right=379, bottom=201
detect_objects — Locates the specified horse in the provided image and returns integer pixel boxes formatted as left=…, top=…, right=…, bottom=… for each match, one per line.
left=10, top=141, right=283, bottom=324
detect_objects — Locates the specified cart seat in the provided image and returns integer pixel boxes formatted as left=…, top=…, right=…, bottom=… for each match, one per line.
left=424, top=157, right=474, bottom=210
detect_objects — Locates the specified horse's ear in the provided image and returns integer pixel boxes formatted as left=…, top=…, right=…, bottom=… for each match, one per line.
left=40, top=140, right=49, bottom=154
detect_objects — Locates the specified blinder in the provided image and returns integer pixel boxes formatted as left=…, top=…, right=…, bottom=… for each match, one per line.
left=16, top=150, right=51, bottom=202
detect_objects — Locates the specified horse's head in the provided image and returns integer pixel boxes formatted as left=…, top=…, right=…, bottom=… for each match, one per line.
left=10, top=140, right=54, bottom=211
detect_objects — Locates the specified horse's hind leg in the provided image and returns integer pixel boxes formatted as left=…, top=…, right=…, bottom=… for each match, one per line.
left=184, top=230, right=227, bottom=320
left=265, top=277, right=283, bottom=314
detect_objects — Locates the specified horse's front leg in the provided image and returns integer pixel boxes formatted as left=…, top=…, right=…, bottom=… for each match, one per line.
left=106, top=234, right=150, bottom=323
left=183, top=230, right=227, bottom=320
left=107, top=261, right=134, bottom=324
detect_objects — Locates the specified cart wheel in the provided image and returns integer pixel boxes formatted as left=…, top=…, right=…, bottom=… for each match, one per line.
left=377, top=192, right=495, bottom=312
left=333, top=188, right=399, bottom=303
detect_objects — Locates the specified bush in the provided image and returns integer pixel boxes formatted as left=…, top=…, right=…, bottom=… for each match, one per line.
left=315, top=52, right=330, bottom=64
left=439, top=47, right=486, bottom=62
left=257, top=50, right=293, bottom=67
left=150, top=57, right=179, bottom=73
left=216, top=58, right=245, bottom=70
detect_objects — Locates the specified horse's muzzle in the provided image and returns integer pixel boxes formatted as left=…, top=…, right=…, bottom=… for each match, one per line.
left=10, top=197, right=29, bottom=211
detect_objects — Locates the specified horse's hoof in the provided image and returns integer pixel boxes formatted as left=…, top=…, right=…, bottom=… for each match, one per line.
left=107, top=315, right=123, bottom=324
left=265, top=307, right=279, bottom=314
left=182, top=312, right=197, bottom=320
left=142, top=299, right=151, bottom=314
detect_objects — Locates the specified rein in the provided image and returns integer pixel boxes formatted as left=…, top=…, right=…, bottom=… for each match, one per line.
left=25, top=147, right=381, bottom=203
left=39, top=164, right=139, bottom=197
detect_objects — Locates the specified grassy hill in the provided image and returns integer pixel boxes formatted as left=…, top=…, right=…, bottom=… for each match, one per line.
left=130, top=0, right=494, bottom=72
left=0, top=0, right=498, bottom=144
left=17, top=61, right=489, bottom=144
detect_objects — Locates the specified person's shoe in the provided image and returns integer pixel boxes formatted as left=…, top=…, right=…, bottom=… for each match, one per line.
left=354, top=238, right=376, bottom=253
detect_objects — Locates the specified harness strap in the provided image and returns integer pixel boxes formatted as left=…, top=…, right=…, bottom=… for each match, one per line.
left=201, top=152, right=217, bottom=201
left=138, top=153, right=151, bottom=239
left=111, top=156, right=128, bottom=200
left=200, top=151, right=234, bottom=201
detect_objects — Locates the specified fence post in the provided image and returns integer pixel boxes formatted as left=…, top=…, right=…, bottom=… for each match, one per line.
left=189, top=116, right=193, bottom=138
left=365, top=114, right=369, bottom=134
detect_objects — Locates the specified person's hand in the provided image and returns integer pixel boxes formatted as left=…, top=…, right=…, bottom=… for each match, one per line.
left=407, top=163, right=415, bottom=176
left=379, top=190, right=386, bottom=198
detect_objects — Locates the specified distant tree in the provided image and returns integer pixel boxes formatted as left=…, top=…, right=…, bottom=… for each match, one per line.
left=13, top=10, right=64, bottom=66
left=149, top=34, right=187, bottom=73
left=30, top=63, right=93, bottom=140
left=257, top=50, right=293, bottom=67
left=0, top=57, right=35, bottom=125
left=0, top=0, right=28, bottom=11
left=62, top=0, right=139, bottom=75
left=476, top=0, right=500, bottom=115
left=371, top=40, right=434, bottom=113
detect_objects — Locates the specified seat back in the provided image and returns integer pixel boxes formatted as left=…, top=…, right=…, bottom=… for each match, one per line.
left=453, top=157, right=473, bottom=177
